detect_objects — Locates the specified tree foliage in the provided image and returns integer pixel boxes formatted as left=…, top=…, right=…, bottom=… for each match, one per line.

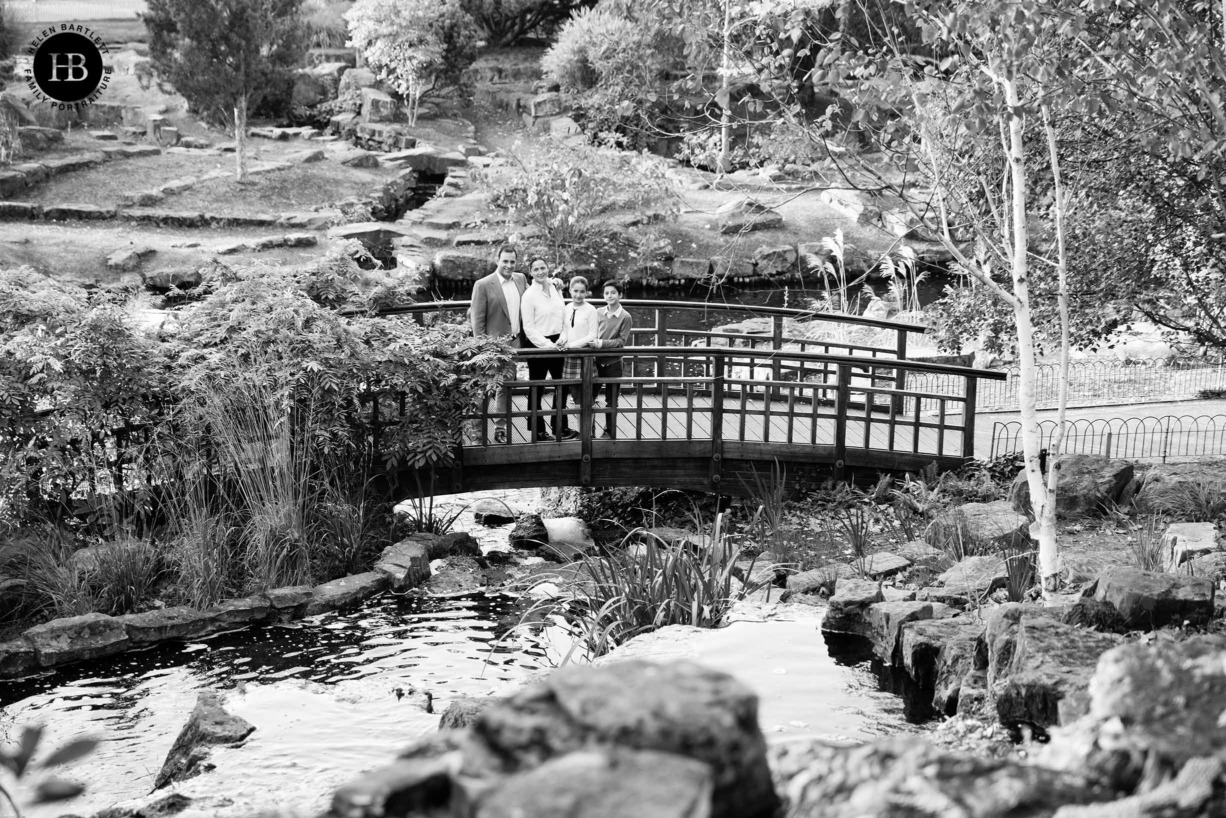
left=144, top=0, right=307, bottom=129
left=462, top=0, right=595, bottom=47
left=346, top=0, right=479, bottom=123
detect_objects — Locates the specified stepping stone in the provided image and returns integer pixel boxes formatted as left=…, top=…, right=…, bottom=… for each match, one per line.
left=285, top=148, right=325, bottom=163
left=0, top=202, right=41, bottom=219
left=90, top=130, right=118, bottom=140
left=44, top=203, right=116, bottom=221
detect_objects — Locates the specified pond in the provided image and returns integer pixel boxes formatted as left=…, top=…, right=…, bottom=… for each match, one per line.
left=0, top=489, right=929, bottom=818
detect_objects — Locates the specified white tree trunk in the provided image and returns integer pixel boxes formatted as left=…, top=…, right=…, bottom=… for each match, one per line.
left=234, top=98, right=248, bottom=183
left=1001, top=77, right=1060, bottom=596
left=717, top=0, right=732, bottom=175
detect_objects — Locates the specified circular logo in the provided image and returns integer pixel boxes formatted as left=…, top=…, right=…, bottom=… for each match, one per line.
left=30, top=32, right=106, bottom=103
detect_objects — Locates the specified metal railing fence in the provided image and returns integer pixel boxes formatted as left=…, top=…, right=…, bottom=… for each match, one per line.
left=990, top=414, right=1226, bottom=462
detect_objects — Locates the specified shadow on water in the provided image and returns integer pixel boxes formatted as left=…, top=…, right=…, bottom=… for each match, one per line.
left=823, top=631, right=936, bottom=725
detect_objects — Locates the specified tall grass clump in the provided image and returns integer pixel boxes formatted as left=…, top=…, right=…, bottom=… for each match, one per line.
left=520, top=513, right=769, bottom=657
left=1127, top=514, right=1168, bottom=572
left=742, top=459, right=795, bottom=570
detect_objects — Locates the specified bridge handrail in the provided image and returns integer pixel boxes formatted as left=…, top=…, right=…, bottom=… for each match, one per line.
left=349, top=299, right=929, bottom=335
left=505, top=345, right=1007, bottom=380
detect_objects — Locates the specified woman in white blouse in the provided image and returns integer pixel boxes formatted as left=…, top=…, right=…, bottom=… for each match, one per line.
left=559, top=276, right=599, bottom=439
left=520, top=256, right=568, bottom=441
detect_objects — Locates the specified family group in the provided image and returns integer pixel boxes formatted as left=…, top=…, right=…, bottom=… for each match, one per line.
left=470, top=243, right=633, bottom=444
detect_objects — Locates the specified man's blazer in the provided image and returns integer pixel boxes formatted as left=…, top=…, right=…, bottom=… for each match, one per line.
left=470, top=271, right=528, bottom=347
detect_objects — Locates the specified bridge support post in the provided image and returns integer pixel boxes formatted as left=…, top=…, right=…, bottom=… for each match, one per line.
left=580, top=357, right=594, bottom=485
left=892, top=331, right=908, bottom=415
left=770, top=315, right=784, bottom=403
left=834, top=364, right=850, bottom=482
left=710, top=353, right=725, bottom=488
left=961, top=378, right=978, bottom=461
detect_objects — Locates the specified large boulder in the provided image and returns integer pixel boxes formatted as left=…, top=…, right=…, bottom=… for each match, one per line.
left=820, top=577, right=884, bottom=636
left=1135, top=462, right=1226, bottom=515
left=431, top=250, right=492, bottom=283
left=925, top=501, right=1028, bottom=557
left=918, top=555, right=1007, bottom=606
left=717, top=198, right=783, bottom=234
left=304, top=572, right=389, bottom=615
left=460, top=660, right=780, bottom=818
left=1162, top=521, right=1220, bottom=568
left=373, top=538, right=431, bottom=590
left=1009, top=455, right=1134, bottom=519
left=508, top=513, right=549, bottom=550
left=865, top=600, right=955, bottom=664
left=899, top=616, right=984, bottom=715
left=1089, top=568, right=1215, bottom=631
left=24, top=612, right=129, bottom=666
left=752, top=244, right=797, bottom=277
left=473, top=749, right=712, bottom=818
left=769, top=735, right=1104, bottom=817
left=154, top=690, right=255, bottom=789
left=1042, top=635, right=1226, bottom=796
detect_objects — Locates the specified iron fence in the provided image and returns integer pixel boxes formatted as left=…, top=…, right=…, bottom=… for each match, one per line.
left=910, top=356, right=1226, bottom=412
left=990, top=414, right=1226, bottom=462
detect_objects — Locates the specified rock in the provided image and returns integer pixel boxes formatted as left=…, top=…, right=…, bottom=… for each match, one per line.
left=0, top=201, right=41, bottom=219
left=433, top=532, right=482, bottom=559
left=338, top=67, right=378, bottom=96
left=90, top=130, right=119, bottom=141
left=542, top=517, right=595, bottom=548
left=821, top=577, right=884, bottom=636
left=861, top=551, right=913, bottom=579
left=1060, top=598, right=1130, bottom=634
left=374, top=539, right=432, bottom=590
left=819, top=188, right=877, bottom=222
left=1090, top=568, right=1215, bottom=630
left=384, top=146, right=467, bottom=176
left=439, top=697, right=502, bottom=730
left=360, top=87, right=398, bottom=123
left=900, top=616, right=984, bottom=715
left=142, top=267, right=205, bottom=290
left=336, top=148, right=381, bottom=168
left=1042, top=635, right=1226, bottom=794
left=266, top=585, right=313, bottom=616
left=0, top=93, right=37, bottom=127
left=919, top=555, right=1007, bottom=605
left=107, top=245, right=157, bottom=271
left=672, top=257, right=712, bottom=280
left=154, top=690, right=255, bottom=789
left=635, top=527, right=712, bottom=551
left=24, top=613, right=129, bottom=666
left=752, top=244, right=797, bottom=277
left=0, top=169, right=27, bottom=197
left=1186, top=551, right=1226, bottom=581
left=528, top=92, right=565, bottom=118
left=424, top=555, right=489, bottom=595
left=461, top=660, right=780, bottom=818
left=304, top=572, right=390, bottom=615
left=17, top=126, right=64, bottom=151
left=120, top=191, right=166, bottom=207
left=331, top=757, right=455, bottom=818
left=992, top=614, right=1122, bottom=727
left=865, top=600, right=954, bottom=664
left=286, top=148, right=325, bottom=164
left=206, top=595, right=271, bottom=627
left=0, top=639, right=38, bottom=678
left=327, top=221, right=411, bottom=249
left=43, top=203, right=117, bottom=221
left=118, top=607, right=219, bottom=646
left=93, top=792, right=194, bottom=818
left=1135, top=462, right=1226, bottom=515
left=897, top=540, right=953, bottom=571
left=769, top=735, right=1103, bottom=818
left=1163, top=521, right=1219, bottom=567
left=508, top=513, right=549, bottom=550
left=473, top=748, right=712, bottom=818
left=473, top=499, right=519, bottom=526
left=925, top=500, right=1028, bottom=556
left=539, top=541, right=594, bottom=563
left=178, top=137, right=212, bottom=149
left=717, top=197, right=783, bottom=234
left=292, top=70, right=327, bottom=108
left=1010, top=455, right=1134, bottom=519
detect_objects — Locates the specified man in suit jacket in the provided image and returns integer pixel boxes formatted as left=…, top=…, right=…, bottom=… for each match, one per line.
left=471, top=243, right=527, bottom=443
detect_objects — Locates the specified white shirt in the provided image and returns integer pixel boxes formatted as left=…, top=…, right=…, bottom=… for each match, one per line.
left=499, top=274, right=521, bottom=336
left=521, top=282, right=564, bottom=347
left=562, top=301, right=599, bottom=348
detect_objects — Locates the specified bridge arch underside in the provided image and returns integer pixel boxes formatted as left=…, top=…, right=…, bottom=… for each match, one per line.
left=386, top=441, right=966, bottom=501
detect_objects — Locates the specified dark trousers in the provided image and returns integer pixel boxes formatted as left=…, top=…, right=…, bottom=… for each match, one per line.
left=596, top=359, right=623, bottom=438
left=527, top=336, right=566, bottom=437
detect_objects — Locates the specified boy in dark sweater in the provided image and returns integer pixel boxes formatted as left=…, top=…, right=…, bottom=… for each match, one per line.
left=591, top=280, right=633, bottom=438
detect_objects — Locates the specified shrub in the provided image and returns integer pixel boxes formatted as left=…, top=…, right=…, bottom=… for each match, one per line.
left=346, top=0, right=479, bottom=124
left=541, top=6, right=663, bottom=93
left=301, top=0, right=351, bottom=48
left=479, top=139, right=678, bottom=268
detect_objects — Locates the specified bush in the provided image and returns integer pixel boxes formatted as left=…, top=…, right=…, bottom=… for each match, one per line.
left=301, top=0, right=351, bottom=49
left=479, top=139, right=678, bottom=268
left=541, top=6, right=663, bottom=93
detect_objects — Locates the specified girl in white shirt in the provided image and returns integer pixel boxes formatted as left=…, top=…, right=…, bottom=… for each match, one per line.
left=521, top=256, right=568, bottom=440
left=559, top=276, right=599, bottom=439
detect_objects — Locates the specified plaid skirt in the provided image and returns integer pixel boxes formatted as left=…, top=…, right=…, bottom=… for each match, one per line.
left=562, top=356, right=583, bottom=380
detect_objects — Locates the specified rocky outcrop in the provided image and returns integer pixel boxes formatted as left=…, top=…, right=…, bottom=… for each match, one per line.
left=374, top=538, right=432, bottom=590
left=24, top=612, right=129, bottom=666
left=1089, top=568, right=1215, bottom=631
left=899, top=616, right=984, bottom=715
left=118, top=607, right=219, bottom=646
left=769, top=735, right=1104, bottom=818
left=154, top=690, right=255, bottom=789
left=717, top=197, right=783, bottom=234
left=820, top=577, right=883, bottom=636
left=1010, top=455, right=1135, bottom=519
left=918, top=555, right=1007, bottom=606
left=865, top=600, right=955, bottom=663
left=508, top=513, right=549, bottom=549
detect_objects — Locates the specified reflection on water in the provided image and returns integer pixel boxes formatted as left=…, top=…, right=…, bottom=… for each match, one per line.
left=0, top=593, right=551, bottom=818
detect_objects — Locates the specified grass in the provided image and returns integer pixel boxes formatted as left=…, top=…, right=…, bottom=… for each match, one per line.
left=1127, top=514, right=1168, bottom=572
left=512, top=511, right=772, bottom=658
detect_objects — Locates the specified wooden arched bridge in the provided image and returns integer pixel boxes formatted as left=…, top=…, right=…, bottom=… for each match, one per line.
left=377, top=300, right=1006, bottom=498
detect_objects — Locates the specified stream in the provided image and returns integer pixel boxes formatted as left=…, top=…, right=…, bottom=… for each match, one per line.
left=0, top=489, right=928, bottom=818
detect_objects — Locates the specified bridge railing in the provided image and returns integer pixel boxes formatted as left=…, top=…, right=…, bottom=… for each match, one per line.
left=364, top=344, right=1005, bottom=487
